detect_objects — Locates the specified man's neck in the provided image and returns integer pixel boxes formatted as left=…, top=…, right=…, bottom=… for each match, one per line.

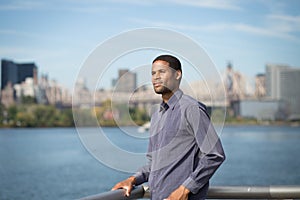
left=162, top=88, right=179, bottom=103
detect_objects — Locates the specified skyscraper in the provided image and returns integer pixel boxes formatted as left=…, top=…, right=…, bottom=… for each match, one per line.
left=113, top=69, right=137, bottom=92
left=255, top=73, right=266, bottom=98
left=266, top=64, right=300, bottom=119
left=1, top=59, right=37, bottom=90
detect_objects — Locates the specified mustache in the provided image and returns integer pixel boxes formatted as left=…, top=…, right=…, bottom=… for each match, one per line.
left=153, top=81, right=163, bottom=85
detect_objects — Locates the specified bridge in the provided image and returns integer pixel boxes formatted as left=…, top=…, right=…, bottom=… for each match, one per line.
left=92, top=89, right=228, bottom=110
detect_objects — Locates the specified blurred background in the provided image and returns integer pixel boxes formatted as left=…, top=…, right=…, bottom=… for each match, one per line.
left=1, top=0, right=300, bottom=199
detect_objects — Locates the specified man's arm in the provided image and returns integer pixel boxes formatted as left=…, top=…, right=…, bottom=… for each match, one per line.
left=111, top=152, right=152, bottom=196
left=182, top=104, right=225, bottom=194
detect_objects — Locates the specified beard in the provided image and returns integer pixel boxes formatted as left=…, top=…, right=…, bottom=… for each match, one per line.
left=153, top=85, right=172, bottom=94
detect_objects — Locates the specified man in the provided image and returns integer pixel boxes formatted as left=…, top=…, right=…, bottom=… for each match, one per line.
left=112, top=55, right=225, bottom=200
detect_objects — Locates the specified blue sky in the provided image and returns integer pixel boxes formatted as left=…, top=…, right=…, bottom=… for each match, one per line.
left=1, top=0, right=300, bottom=90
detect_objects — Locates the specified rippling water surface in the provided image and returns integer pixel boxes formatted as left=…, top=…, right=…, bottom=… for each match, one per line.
left=0, top=126, right=300, bottom=199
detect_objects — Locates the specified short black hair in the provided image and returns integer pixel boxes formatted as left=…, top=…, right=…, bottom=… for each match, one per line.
left=152, top=54, right=182, bottom=73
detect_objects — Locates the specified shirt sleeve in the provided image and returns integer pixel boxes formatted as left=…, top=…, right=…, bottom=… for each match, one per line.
left=182, top=104, right=225, bottom=194
left=133, top=110, right=158, bottom=185
left=133, top=142, right=152, bottom=185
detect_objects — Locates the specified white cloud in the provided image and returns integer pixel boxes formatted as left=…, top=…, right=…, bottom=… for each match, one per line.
left=102, top=0, right=154, bottom=6
left=0, top=0, right=242, bottom=12
left=128, top=18, right=204, bottom=31
left=267, top=14, right=300, bottom=33
left=165, top=0, right=242, bottom=10
left=233, top=23, right=299, bottom=42
left=0, top=29, right=41, bottom=38
left=269, top=14, right=300, bottom=23
left=128, top=17, right=300, bottom=43
left=0, top=0, right=45, bottom=10
left=0, top=46, right=29, bottom=56
left=85, top=0, right=241, bottom=10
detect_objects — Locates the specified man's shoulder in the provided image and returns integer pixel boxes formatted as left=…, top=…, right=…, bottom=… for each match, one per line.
left=181, top=94, right=209, bottom=117
left=181, top=94, right=205, bottom=107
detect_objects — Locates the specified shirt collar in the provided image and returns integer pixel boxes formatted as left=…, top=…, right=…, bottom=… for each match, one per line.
left=159, top=101, right=169, bottom=112
left=161, top=89, right=183, bottom=111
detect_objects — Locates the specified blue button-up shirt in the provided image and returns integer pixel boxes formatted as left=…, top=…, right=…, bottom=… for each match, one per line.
left=134, top=90, right=225, bottom=200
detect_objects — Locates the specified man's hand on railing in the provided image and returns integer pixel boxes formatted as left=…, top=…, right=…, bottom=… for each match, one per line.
left=111, top=176, right=136, bottom=197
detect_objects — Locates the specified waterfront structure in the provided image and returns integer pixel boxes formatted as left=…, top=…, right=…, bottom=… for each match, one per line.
left=0, top=82, right=14, bottom=107
left=1, top=59, right=38, bottom=106
left=112, top=69, right=137, bottom=92
left=14, top=77, right=36, bottom=103
left=46, top=80, right=62, bottom=105
left=266, top=64, right=300, bottom=119
left=239, top=99, right=286, bottom=121
left=36, top=74, right=50, bottom=104
left=36, top=74, right=71, bottom=106
left=224, top=63, right=247, bottom=117
left=1, top=59, right=37, bottom=90
left=255, top=74, right=266, bottom=98
left=73, top=78, right=92, bottom=107
left=225, top=63, right=247, bottom=102
left=0, top=59, right=72, bottom=107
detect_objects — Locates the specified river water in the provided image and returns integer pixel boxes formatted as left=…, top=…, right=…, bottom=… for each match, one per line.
left=0, top=126, right=300, bottom=199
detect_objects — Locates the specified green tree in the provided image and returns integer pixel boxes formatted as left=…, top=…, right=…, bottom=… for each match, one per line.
left=16, top=111, right=35, bottom=127
left=129, top=107, right=150, bottom=125
left=21, top=96, right=37, bottom=104
left=94, top=100, right=118, bottom=126
left=73, top=108, right=97, bottom=127
left=0, top=104, right=4, bottom=124
left=7, top=105, right=18, bottom=125
left=57, top=109, right=74, bottom=127
left=33, top=105, right=57, bottom=127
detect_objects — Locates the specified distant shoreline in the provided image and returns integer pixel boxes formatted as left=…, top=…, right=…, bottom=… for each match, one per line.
left=1, top=121, right=299, bottom=129
left=223, top=121, right=300, bottom=127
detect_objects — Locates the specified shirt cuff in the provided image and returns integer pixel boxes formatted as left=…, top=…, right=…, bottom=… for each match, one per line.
left=182, top=177, right=200, bottom=194
left=132, top=172, right=146, bottom=185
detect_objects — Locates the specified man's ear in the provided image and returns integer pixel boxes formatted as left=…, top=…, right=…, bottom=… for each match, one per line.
left=176, top=70, right=182, bottom=80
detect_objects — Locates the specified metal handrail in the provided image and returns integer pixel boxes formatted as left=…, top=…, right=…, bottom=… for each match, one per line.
left=207, top=186, right=300, bottom=199
left=80, top=185, right=300, bottom=199
left=80, top=185, right=145, bottom=200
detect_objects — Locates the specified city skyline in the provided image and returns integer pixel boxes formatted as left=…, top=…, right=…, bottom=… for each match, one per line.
left=2, top=58, right=300, bottom=120
left=1, top=57, right=300, bottom=94
left=0, top=0, right=300, bottom=89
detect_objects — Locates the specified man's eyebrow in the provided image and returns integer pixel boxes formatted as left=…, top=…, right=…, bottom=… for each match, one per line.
left=152, top=68, right=166, bottom=73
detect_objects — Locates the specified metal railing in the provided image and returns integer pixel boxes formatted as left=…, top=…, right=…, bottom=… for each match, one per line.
left=80, top=185, right=300, bottom=199
left=80, top=185, right=145, bottom=200
left=207, top=186, right=300, bottom=199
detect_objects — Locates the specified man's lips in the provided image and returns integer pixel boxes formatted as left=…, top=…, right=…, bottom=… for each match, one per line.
left=153, top=82, right=163, bottom=87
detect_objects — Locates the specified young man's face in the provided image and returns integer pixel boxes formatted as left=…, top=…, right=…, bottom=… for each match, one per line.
left=151, top=60, right=180, bottom=94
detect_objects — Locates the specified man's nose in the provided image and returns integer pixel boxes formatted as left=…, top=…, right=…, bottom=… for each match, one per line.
left=153, top=72, right=160, bottom=79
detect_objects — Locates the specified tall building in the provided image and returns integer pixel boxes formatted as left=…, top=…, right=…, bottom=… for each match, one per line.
left=255, top=73, right=266, bottom=98
left=225, top=63, right=246, bottom=101
left=0, top=82, right=14, bottom=107
left=14, top=77, right=36, bottom=100
left=73, top=78, right=92, bottom=107
left=266, top=64, right=289, bottom=99
left=1, top=59, right=37, bottom=89
left=266, top=64, right=300, bottom=119
left=224, top=63, right=247, bottom=117
left=113, top=69, right=137, bottom=92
